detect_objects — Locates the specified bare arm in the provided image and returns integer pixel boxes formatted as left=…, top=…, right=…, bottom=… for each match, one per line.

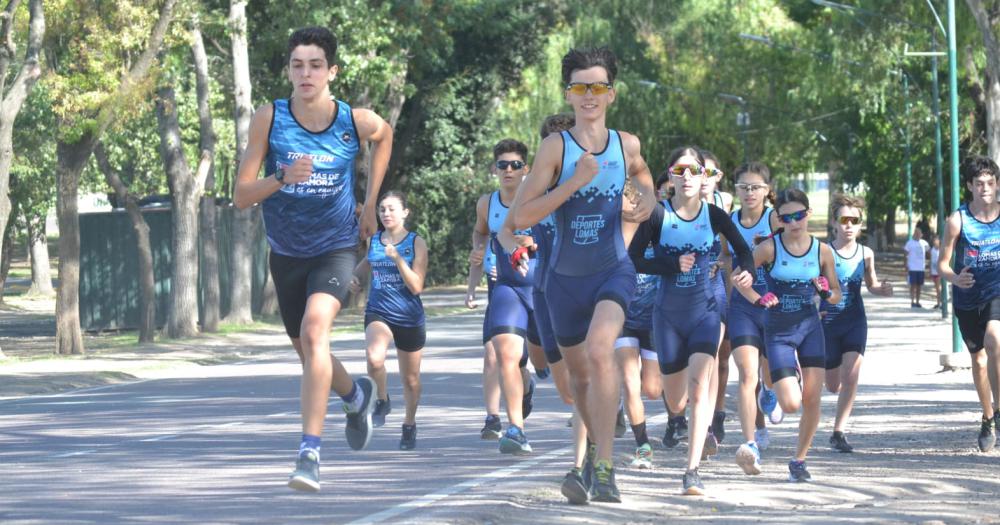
left=353, top=108, right=393, bottom=240
left=620, top=131, right=655, bottom=224
left=511, top=134, right=591, bottom=230
left=735, top=239, right=775, bottom=304
left=393, top=236, right=427, bottom=296
left=466, top=195, right=491, bottom=308
left=233, top=104, right=282, bottom=209
left=862, top=246, right=893, bottom=296
left=938, top=211, right=975, bottom=288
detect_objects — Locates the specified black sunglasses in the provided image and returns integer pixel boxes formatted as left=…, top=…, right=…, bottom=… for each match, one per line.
left=495, top=160, right=526, bottom=171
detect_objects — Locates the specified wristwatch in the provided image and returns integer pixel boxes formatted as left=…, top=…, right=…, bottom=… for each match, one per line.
left=275, top=168, right=288, bottom=185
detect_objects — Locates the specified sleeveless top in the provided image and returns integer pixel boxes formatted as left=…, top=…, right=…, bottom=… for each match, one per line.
left=765, top=234, right=821, bottom=320
left=366, top=231, right=424, bottom=327
left=820, top=242, right=865, bottom=323
left=488, top=191, right=535, bottom=287
left=954, top=203, right=1000, bottom=309
left=654, top=200, right=717, bottom=313
left=531, top=214, right=556, bottom=290
left=729, top=207, right=775, bottom=306
left=626, top=245, right=660, bottom=331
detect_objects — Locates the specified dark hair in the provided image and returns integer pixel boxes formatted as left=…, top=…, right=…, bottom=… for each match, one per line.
left=379, top=190, right=408, bottom=210
left=700, top=149, right=720, bottom=169
left=733, top=161, right=776, bottom=205
left=540, top=113, right=575, bottom=139
left=830, top=193, right=865, bottom=219
left=655, top=146, right=703, bottom=196
left=288, top=27, right=337, bottom=65
left=775, top=188, right=810, bottom=212
left=493, top=139, right=528, bottom=161
left=961, top=155, right=1000, bottom=186
left=561, top=47, right=618, bottom=85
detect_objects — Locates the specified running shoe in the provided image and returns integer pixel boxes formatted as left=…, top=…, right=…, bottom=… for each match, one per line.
left=582, top=442, right=597, bottom=491
left=590, top=460, right=621, bottom=503
left=676, top=415, right=690, bottom=440
left=536, top=367, right=551, bottom=380
left=499, top=425, right=532, bottom=455
left=711, top=410, right=727, bottom=443
left=758, top=385, right=783, bottom=424
left=701, top=430, right=719, bottom=460
left=978, top=416, right=995, bottom=453
left=372, top=395, right=391, bottom=428
left=788, top=459, right=811, bottom=482
left=480, top=414, right=502, bottom=440
left=754, top=427, right=770, bottom=450
left=735, top=442, right=762, bottom=475
left=662, top=415, right=684, bottom=448
left=287, top=449, right=321, bottom=492
left=561, top=468, right=589, bottom=505
left=829, top=431, right=854, bottom=453
left=682, top=468, right=705, bottom=496
left=399, top=423, right=417, bottom=450
left=629, top=443, right=653, bottom=469
left=343, top=377, right=377, bottom=451
left=522, top=377, right=536, bottom=419
left=995, top=410, right=1000, bottom=446
left=614, top=406, right=627, bottom=438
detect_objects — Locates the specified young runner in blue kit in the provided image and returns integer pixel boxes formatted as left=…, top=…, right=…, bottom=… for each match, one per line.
left=233, top=27, right=392, bottom=492
left=628, top=146, right=754, bottom=495
left=466, top=229, right=505, bottom=439
left=350, top=191, right=428, bottom=451
left=820, top=194, right=893, bottom=453
left=735, top=188, right=841, bottom=482
left=509, top=47, right=656, bottom=503
left=937, top=155, right=1000, bottom=452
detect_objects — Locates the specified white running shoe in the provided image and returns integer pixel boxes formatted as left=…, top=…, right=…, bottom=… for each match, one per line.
left=754, top=427, right=770, bottom=450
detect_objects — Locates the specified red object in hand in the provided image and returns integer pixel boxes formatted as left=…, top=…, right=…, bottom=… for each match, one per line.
left=815, top=276, right=830, bottom=292
left=510, top=246, right=530, bottom=271
left=756, top=292, right=778, bottom=308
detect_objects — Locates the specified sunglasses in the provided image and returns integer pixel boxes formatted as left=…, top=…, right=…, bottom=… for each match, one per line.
left=735, top=183, right=768, bottom=193
left=495, top=160, right=525, bottom=171
left=837, top=215, right=862, bottom=225
left=705, top=168, right=724, bottom=178
left=565, top=82, right=613, bottom=96
left=668, top=164, right=705, bottom=178
left=778, top=209, right=809, bottom=224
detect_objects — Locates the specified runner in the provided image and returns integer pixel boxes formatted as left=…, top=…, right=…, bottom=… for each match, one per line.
left=628, top=146, right=754, bottom=495
left=232, top=26, right=392, bottom=492
left=734, top=188, right=842, bottom=482
left=350, top=191, right=428, bottom=450
left=467, top=227, right=504, bottom=439
left=937, top=154, right=1000, bottom=452
left=725, top=162, right=782, bottom=475
left=820, top=194, right=893, bottom=453
left=903, top=228, right=930, bottom=308
left=509, top=46, right=656, bottom=503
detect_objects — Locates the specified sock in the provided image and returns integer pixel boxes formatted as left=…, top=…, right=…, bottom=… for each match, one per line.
left=631, top=421, right=649, bottom=447
left=299, top=434, right=321, bottom=458
left=341, top=381, right=363, bottom=412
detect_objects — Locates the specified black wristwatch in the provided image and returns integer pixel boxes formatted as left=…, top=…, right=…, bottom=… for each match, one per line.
left=275, top=168, right=288, bottom=185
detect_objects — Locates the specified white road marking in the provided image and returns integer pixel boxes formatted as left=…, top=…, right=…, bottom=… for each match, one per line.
left=54, top=450, right=97, bottom=458
left=431, top=376, right=452, bottom=381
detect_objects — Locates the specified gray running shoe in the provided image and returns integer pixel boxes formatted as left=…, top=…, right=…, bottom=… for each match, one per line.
left=701, top=430, right=719, bottom=460
left=343, top=377, right=377, bottom=451
left=662, top=416, right=684, bottom=448
left=829, top=431, right=854, bottom=453
left=735, top=442, right=762, bottom=475
left=372, top=395, right=391, bottom=428
left=399, top=423, right=416, bottom=450
left=590, top=460, right=621, bottom=503
left=561, top=468, right=589, bottom=505
left=522, top=377, right=536, bottom=419
left=480, top=415, right=502, bottom=440
left=287, top=449, right=320, bottom=492
left=682, top=468, right=705, bottom=495
left=978, top=416, right=995, bottom=453
left=788, top=460, right=811, bottom=482
left=676, top=416, right=689, bottom=440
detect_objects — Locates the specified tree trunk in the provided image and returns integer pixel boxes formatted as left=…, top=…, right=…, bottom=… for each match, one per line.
left=55, top=137, right=93, bottom=355
left=0, top=0, right=44, bottom=298
left=25, top=214, right=52, bottom=296
left=95, top=143, right=155, bottom=342
left=157, top=86, right=202, bottom=339
left=967, top=0, right=1000, bottom=161
left=225, top=0, right=255, bottom=324
left=192, top=23, right=219, bottom=332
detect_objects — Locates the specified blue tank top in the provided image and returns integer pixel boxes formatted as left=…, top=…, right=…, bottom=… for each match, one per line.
left=707, top=192, right=725, bottom=265
left=549, top=130, right=628, bottom=277
left=766, top=235, right=821, bottom=318
left=821, top=243, right=865, bottom=323
left=626, top=245, right=659, bottom=330
left=954, top=203, right=1000, bottom=309
left=531, top=214, right=556, bottom=290
left=730, top=207, right=774, bottom=302
left=483, top=241, right=496, bottom=278
left=654, top=200, right=717, bottom=313
left=488, top=191, right=535, bottom=287
left=263, top=99, right=360, bottom=257
left=366, top=231, right=425, bottom=327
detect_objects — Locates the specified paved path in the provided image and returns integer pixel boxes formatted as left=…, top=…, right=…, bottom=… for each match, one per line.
left=1, top=292, right=998, bottom=524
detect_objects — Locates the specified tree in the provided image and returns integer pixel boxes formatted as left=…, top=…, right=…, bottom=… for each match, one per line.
left=192, top=20, right=220, bottom=332
left=966, top=0, right=1000, bottom=162
left=48, top=0, right=178, bottom=354
left=0, top=0, right=44, bottom=298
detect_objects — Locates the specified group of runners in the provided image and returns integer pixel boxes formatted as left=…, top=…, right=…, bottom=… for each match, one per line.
left=232, top=26, right=1000, bottom=502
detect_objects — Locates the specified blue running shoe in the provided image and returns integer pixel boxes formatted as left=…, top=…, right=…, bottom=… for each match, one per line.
left=287, top=449, right=320, bottom=492
left=343, top=376, right=377, bottom=451
left=758, top=385, right=783, bottom=424
left=788, top=459, right=811, bottom=482
left=590, top=460, right=621, bottom=503
left=499, top=425, right=532, bottom=455
left=735, top=442, right=762, bottom=475
left=682, top=468, right=705, bottom=496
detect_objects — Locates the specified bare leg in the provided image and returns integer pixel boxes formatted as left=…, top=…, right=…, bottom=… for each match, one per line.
left=617, top=347, right=645, bottom=428
left=794, top=367, right=825, bottom=461
left=364, top=322, right=394, bottom=402
left=296, top=294, right=345, bottom=436
left=482, top=341, right=501, bottom=416
left=398, top=349, right=423, bottom=425
left=494, top=333, right=526, bottom=428
left=551, top=359, right=574, bottom=405
left=732, top=345, right=760, bottom=443
left=833, top=352, right=863, bottom=432
left=972, top=351, right=994, bottom=418
left=685, top=353, right=716, bottom=471
left=584, top=300, right=626, bottom=463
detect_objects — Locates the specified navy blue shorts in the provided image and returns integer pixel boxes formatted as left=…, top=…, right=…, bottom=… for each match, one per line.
left=532, top=289, right=562, bottom=364
left=654, top=306, right=721, bottom=375
left=364, top=313, right=426, bottom=352
left=712, top=273, right=728, bottom=324
left=481, top=278, right=496, bottom=345
left=823, top=315, right=867, bottom=369
left=908, top=271, right=925, bottom=286
left=485, top=284, right=539, bottom=344
left=727, top=296, right=767, bottom=354
left=545, top=262, right=636, bottom=348
left=766, top=313, right=826, bottom=381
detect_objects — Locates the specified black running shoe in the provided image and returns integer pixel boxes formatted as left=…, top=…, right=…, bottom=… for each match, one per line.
left=788, top=460, right=811, bottom=482
left=287, top=449, right=320, bottom=492
left=676, top=416, right=689, bottom=441
left=399, top=423, right=417, bottom=450
left=614, top=406, right=627, bottom=438
left=589, top=460, right=621, bottom=503
left=978, top=416, right=996, bottom=453
left=372, top=395, right=391, bottom=428
left=480, top=414, right=502, bottom=440
left=561, top=468, right=589, bottom=505
left=711, top=411, right=727, bottom=443
left=344, top=377, right=377, bottom=451
left=663, top=415, right=684, bottom=448
left=830, top=431, right=854, bottom=453
left=701, top=430, right=719, bottom=460
left=682, top=468, right=705, bottom=496
left=522, top=377, right=536, bottom=419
